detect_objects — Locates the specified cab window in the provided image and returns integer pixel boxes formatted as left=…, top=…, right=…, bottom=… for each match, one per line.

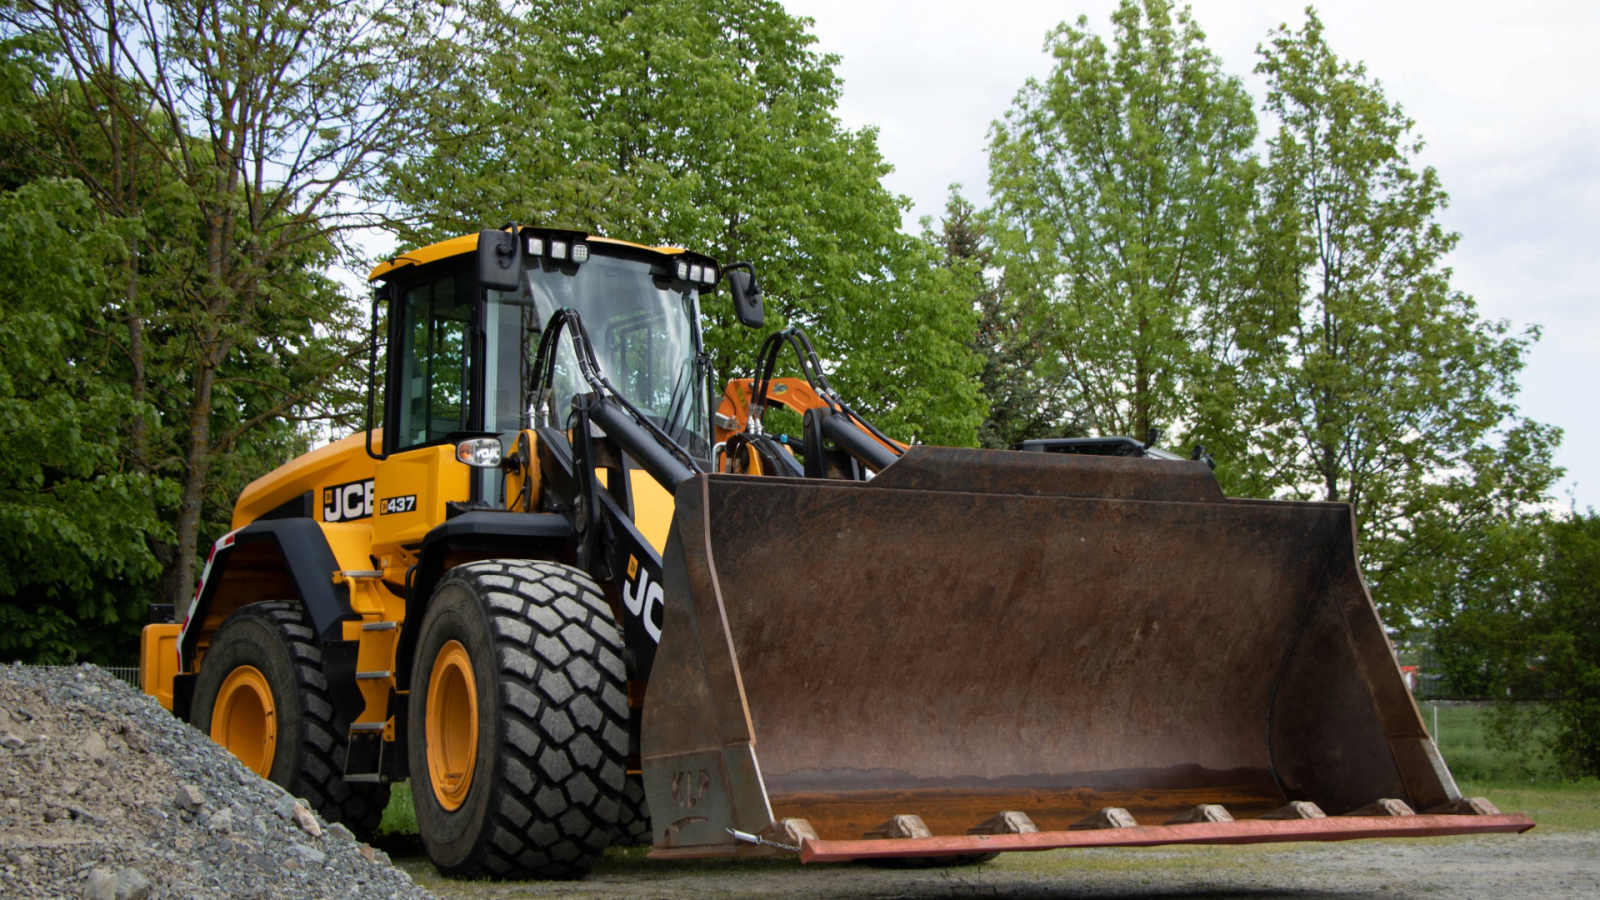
left=395, top=271, right=473, bottom=450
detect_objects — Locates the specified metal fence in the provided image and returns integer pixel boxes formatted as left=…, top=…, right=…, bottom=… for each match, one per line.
left=1417, top=699, right=1555, bottom=781
left=12, top=663, right=140, bottom=689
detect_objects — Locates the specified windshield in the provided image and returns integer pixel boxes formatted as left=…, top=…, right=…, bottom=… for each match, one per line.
left=485, top=252, right=711, bottom=459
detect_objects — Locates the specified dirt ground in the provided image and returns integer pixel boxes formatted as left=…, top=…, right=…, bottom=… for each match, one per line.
left=387, top=827, right=1598, bottom=900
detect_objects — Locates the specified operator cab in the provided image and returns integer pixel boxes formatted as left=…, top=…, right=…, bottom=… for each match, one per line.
left=368, top=228, right=723, bottom=504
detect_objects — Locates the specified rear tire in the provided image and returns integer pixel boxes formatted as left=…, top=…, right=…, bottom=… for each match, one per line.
left=409, top=561, right=630, bottom=879
left=191, top=601, right=391, bottom=839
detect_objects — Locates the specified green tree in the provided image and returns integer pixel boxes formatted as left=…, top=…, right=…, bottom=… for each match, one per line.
left=1536, top=510, right=1600, bottom=775
left=1248, top=9, right=1560, bottom=620
left=931, top=188, right=1074, bottom=449
left=1432, top=510, right=1600, bottom=777
left=987, top=0, right=1258, bottom=443
left=0, top=177, right=171, bottom=662
left=389, top=0, right=983, bottom=445
left=3, top=0, right=455, bottom=618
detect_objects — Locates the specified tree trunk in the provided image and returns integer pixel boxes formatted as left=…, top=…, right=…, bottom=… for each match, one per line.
left=1135, top=305, right=1151, bottom=439
left=125, top=233, right=148, bottom=473
left=171, top=345, right=219, bottom=618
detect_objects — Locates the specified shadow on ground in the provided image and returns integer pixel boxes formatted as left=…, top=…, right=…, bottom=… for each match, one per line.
left=379, top=834, right=1600, bottom=900
left=371, top=782, right=1600, bottom=900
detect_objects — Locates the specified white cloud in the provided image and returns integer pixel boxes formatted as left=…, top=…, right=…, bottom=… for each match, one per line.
left=787, top=0, right=1600, bottom=507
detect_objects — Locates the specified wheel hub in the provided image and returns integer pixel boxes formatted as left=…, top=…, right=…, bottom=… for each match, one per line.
left=212, top=665, right=277, bottom=776
left=427, top=639, right=479, bottom=811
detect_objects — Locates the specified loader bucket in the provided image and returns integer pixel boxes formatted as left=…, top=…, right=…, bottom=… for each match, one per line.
left=640, top=447, right=1531, bottom=860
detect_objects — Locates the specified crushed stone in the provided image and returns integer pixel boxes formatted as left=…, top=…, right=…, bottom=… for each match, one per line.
left=0, top=663, right=433, bottom=900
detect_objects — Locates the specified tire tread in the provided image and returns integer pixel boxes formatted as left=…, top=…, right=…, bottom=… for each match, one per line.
left=428, top=561, right=629, bottom=879
left=207, top=601, right=390, bottom=840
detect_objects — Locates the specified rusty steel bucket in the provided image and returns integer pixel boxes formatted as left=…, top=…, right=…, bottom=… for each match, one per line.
left=640, top=447, right=1530, bottom=860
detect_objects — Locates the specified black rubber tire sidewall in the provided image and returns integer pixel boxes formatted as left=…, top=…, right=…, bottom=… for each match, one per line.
left=409, top=577, right=501, bottom=870
left=191, top=607, right=307, bottom=788
left=407, top=560, right=631, bottom=879
left=190, top=601, right=391, bottom=840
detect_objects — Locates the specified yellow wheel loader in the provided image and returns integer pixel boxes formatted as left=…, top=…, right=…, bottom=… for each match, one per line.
left=139, top=226, right=1530, bottom=879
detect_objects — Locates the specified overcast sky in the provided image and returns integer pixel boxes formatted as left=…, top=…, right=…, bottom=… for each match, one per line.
left=784, top=0, right=1598, bottom=509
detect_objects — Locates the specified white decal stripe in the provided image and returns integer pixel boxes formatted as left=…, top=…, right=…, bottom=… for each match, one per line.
left=176, top=528, right=241, bottom=669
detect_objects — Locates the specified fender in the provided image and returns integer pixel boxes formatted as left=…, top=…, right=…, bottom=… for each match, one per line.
left=394, top=510, right=574, bottom=689
left=178, top=518, right=355, bottom=670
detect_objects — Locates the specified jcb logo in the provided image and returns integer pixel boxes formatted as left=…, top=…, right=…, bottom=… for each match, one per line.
left=670, top=769, right=711, bottom=810
left=323, top=479, right=374, bottom=522
left=623, top=556, right=665, bottom=643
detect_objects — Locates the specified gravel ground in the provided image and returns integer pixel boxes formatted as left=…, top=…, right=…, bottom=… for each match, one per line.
left=12, top=664, right=1584, bottom=900
left=393, top=828, right=1599, bottom=900
left=0, top=663, right=433, bottom=900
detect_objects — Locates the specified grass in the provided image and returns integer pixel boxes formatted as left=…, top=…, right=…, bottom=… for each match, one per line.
left=1459, top=779, right=1600, bottom=831
left=1422, top=700, right=1563, bottom=782
left=379, top=779, right=418, bottom=836
left=373, top=780, right=425, bottom=859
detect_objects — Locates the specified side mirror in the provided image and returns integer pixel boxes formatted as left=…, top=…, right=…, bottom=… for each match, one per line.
left=456, top=437, right=503, bottom=468
left=726, top=266, right=764, bottom=329
left=477, top=229, right=521, bottom=292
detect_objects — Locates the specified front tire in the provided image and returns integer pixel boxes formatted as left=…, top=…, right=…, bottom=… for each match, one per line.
left=191, top=601, right=391, bottom=839
left=409, top=561, right=630, bottom=879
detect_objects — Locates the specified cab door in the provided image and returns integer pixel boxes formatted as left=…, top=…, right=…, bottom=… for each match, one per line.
left=370, top=267, right=474, bottom=578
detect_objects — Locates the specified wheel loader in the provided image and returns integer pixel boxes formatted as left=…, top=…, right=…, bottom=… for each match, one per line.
left=138, top=226, right=1530, bottom=879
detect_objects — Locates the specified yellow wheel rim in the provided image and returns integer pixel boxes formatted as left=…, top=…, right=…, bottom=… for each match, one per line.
left=427, top=640, right=479, bottom=811
left=212, top=665, right=277, bottom=776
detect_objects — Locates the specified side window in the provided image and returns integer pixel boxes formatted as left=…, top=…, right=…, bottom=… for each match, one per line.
left=395, top=271, right=473, bottom=450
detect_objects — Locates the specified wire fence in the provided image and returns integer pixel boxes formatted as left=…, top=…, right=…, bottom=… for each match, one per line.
left=1419, top=699, right=1559, bottom=782
left=13, top=663, right=141, bottom=690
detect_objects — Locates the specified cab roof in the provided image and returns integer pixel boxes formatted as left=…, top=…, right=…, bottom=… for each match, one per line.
left=367, top=232, right=688, bottom=282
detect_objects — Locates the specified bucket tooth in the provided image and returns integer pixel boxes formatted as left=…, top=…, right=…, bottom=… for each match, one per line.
left=1259, top=801, right=1327, bottom=820
left=968, top=811, right=1039, bottom=835
left=769, top=818, right=819, bottom=845
left=1069, top=807, right=1139, bottom=831
left=1344, top=799, right=1415, bottom=817
left=1427, top=797, right=1500, bottom=816
left=864, top=815, right=933, bottom=841
left=732, top=818, right=816, bottom=857
left=1165, top=804, right=1233, bottom=825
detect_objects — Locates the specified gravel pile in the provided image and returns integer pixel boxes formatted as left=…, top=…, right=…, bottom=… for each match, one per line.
left=0, top=663, right=434, bottom=900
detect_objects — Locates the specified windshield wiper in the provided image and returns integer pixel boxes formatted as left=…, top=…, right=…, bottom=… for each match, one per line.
left=661, top=357, right=695, bottom=435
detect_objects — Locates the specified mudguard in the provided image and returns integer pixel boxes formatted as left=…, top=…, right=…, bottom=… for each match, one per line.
left=179, top=518, right=353, bottom=667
